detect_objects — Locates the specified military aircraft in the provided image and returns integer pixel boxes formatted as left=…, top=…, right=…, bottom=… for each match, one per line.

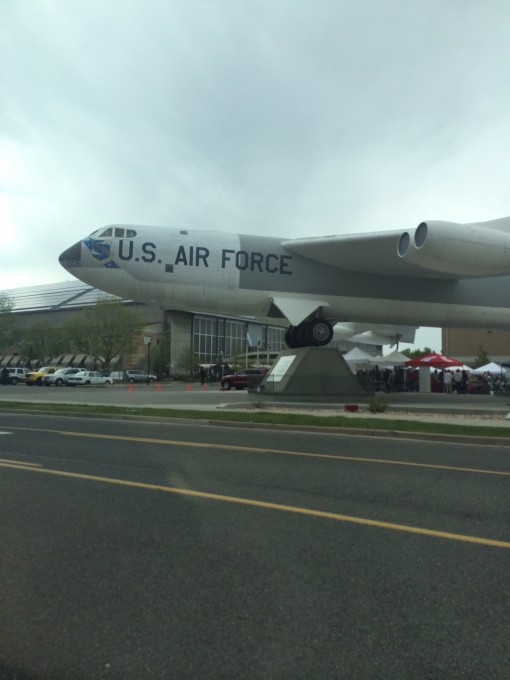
left=59, top=216, right=510, bottom=348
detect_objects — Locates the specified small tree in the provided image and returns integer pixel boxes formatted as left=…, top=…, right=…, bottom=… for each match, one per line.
left=472, top=345, right=491, bottom=369
left=176, top=346, right=196, bottom=378
left=65, top=298, right=144, bottom=369
left=152, top=330, right=171, bottom=378
left=22, top=320, right=68, bottom=365
left=401, top=347, right=433, bottom=359
left=0, top=295, right=16, bottom=351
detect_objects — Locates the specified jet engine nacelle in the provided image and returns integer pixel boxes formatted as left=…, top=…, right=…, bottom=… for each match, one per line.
left=397, top=219, right=510, bottom=276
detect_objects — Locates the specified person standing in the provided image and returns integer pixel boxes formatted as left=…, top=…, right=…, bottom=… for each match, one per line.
left=453, top=369, right=463, bottom=393
left=444, top=370, right=453, bottom=394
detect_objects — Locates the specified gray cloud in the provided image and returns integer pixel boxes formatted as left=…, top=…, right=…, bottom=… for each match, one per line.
left=1, top=0, right=510, bottom=349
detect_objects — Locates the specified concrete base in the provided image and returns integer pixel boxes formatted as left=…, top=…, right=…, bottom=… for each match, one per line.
left=249, top=346, right=371, bottom=404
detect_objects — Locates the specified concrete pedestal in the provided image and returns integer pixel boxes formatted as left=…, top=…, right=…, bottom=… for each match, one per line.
left=249, top=346, right=371, bottom=404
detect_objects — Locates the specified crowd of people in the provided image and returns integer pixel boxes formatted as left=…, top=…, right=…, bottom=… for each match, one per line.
left=356, top=365, right=507, bottom=394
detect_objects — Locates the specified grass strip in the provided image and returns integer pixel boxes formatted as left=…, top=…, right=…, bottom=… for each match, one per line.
left=1, top=400, right=510, bottom=439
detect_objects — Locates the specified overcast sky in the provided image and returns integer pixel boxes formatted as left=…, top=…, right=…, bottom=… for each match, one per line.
left=2, top=0, right=510, bottom=351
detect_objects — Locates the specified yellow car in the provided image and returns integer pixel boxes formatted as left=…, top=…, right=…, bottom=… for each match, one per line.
left=25, top=366, right=59, bottom=386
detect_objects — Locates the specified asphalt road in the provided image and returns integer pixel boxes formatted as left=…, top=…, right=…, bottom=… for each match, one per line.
left=0, top=412, right=509, bottom=679
left=0, top=380, right=249, bottom=410
left=1, top=380, right=510, bottom=415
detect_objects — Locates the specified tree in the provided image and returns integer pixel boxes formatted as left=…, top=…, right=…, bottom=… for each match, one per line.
left=21, top=320, right=68, bottom=365
left=0, top=295, right=16, bottom=350
left=176, top=346, right=196, bottom=377
left=65, top=298, right=144, bottom=368
left=151, top=330, right=171, bottom=378
left=401, top=346, right=433, bottom=359
left=472, top=345, right=491, bottom=369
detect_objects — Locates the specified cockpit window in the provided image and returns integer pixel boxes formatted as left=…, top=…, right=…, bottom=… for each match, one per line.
left=89, top=226, right=137, bottom=238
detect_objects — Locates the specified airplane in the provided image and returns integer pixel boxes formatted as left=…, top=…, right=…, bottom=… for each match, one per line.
left=59, top=216, right=510, bottom=348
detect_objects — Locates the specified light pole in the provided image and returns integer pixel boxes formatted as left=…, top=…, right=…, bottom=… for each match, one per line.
left=144, top=335, right=151, bottom=382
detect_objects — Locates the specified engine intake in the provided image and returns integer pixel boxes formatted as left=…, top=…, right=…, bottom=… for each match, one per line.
left=397, top=219, right=510, bottom=276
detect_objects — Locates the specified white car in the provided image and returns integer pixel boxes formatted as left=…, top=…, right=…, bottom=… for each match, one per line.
left=42, top=367, right=82, bottom=386
left=7, top=367, right=31, bottom=384
left=67, top=370, right=112, bottom=386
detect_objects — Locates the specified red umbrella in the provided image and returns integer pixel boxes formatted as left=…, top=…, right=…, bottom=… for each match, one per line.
left=405, top=352, right=464, bottom=368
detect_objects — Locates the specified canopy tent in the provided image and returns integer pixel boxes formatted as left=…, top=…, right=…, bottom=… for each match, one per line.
left=379, top=349, right=409, bottom=365
left=343, top=347, right=374, bottom=363
left=365, top=354, right=384, bottom=365
left=471, top=362, right=506, bottom=375
left=405, top=352, right=464, bottom=369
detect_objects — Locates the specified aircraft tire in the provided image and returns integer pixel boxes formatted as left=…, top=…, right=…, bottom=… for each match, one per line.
left=285, top=325, right=307, bottom=348
left=305, top=319, right=333, bottom=346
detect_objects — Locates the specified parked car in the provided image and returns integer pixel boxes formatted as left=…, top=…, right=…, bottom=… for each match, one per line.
left=25, top=366, right=59, bottom=385
left=7, top=367, right=31, bottom=385
left=42, top=367, right=81, bottom=386
left=221, top=368, right=267, bottom=390
left=67, top=370, right=112, bottom=386
left=125, top=369, right=156, bottom=384
left=109, top=371, right=125, bottom=382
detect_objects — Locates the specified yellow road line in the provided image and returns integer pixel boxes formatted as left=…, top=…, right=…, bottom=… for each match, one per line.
left=0, top=457, right=43, bottom=468
left=22, top=426, right=510, bottom=477
left=0, top=460, right=509, bottom=549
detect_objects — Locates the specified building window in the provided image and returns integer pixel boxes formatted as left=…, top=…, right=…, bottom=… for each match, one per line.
left=225, top=320, right=246, bottom=359
left=192, top=315, right=285, bottom=364
left=266, top=326, right=286, bottom=352
left=193, top=316, right=218, bottom=364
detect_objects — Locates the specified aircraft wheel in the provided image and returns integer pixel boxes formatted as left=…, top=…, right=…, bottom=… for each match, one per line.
left=305, top=319, right=333, bottom=346
left=285, top=325, right=306, bottom=348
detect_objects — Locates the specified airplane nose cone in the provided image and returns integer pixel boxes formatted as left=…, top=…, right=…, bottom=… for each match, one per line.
left=59, top=241, right=82, bottom=269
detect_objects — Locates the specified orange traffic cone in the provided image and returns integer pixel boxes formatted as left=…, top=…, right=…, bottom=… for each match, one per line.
left=129, top=383, right=133, bottom=393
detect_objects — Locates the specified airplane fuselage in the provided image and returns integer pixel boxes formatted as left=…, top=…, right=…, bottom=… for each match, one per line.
left=59, top=224, right=510, bottom=337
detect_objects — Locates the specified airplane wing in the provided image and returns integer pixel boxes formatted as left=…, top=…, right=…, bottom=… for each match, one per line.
left=282, top=217, right=510, bottom=279
left=282, top=230, right=425, bottom=277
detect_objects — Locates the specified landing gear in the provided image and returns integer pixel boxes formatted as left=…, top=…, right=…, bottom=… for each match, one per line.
left=285, top=319, right=333, bottom=348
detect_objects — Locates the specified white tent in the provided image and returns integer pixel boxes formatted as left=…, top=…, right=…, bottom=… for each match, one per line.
left=471, top=362, right=505, bottom=375
left=380, top=349, right=409, bottom=365
left=343, top=347, right=373, bottom=363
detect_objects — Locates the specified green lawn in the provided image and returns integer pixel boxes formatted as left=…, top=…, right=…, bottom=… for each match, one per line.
left=1, top=400, right=510, bottom=440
